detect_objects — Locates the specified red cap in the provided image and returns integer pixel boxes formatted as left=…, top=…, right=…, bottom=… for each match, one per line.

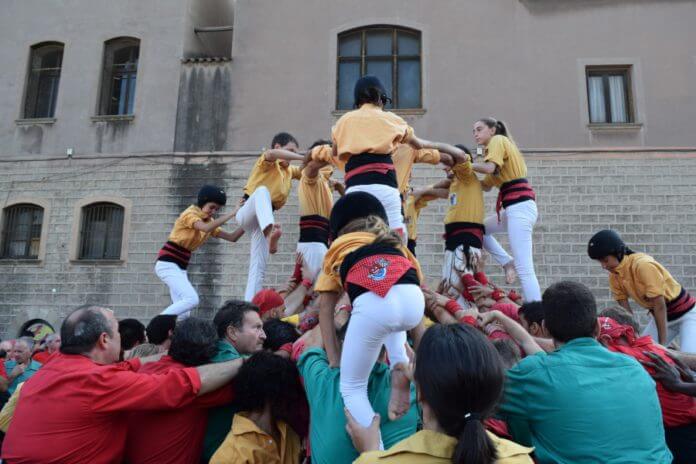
left=252, top=289, right=285, bottom=316
left=598, top=317, right=636, bottom=345
left=491, top=302, right=520, bottom=323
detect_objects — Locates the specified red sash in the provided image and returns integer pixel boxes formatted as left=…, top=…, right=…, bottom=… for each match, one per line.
left=345, top=254, right=414, bottom=297
left=344, top=163, right=396, bottom=182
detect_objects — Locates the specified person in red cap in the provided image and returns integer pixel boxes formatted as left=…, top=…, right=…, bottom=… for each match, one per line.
left=597, top=311, right=696, bottom=463
left=252, top=288, right=287, bottom=322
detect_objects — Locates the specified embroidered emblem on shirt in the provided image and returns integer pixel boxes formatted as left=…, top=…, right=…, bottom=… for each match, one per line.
left=367, top=258, right=390, bottom=281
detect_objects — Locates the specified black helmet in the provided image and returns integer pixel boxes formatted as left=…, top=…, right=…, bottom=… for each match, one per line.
left=329, top=192, right=388, bottom=240
left=197, top=185, right=227, bottom=207
left=588, top=229, right=627, bottom=260
left=354, top=75, right=391, bottom=107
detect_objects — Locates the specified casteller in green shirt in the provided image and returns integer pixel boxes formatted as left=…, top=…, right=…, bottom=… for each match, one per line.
left=499, top=337, right=672, bottom=464
left=201, top=339, right=242, bottom=463
left=298, top=347, right=418, bottom=464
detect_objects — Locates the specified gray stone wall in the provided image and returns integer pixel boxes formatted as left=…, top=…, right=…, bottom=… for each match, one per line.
left=1, top=151, right=695, bottom=336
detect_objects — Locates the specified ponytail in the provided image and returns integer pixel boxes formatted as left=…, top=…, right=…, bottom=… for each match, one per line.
left=478, top=117, right=512, bottom=140
left=452, top=417, right=497, bottom=464
left=495, top=120, right=508, bottom=137
left=339, top=215, right=402, bottom=249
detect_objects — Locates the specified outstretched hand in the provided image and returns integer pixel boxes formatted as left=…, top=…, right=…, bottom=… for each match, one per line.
left=640, top=352, right=690, bottom=392
left=345, top=409, right=381, bottom=454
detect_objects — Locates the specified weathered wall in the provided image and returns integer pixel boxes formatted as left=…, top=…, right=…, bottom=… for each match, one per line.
left=1, top=151, right=695, bottom=336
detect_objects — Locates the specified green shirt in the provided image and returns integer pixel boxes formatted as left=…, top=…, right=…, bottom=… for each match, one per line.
left=499, top=337, right=672, bottom=464
left=201, top=339, right=241, bottom=463
left=298, top=347, right=418, bottom=464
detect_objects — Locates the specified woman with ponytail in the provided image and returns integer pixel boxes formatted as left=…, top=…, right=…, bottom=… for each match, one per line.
left=314, top=192, right=424, bottom=448
left=469, top=118, right=540, bottom=302
left=346, top=323, right=534, bottom=463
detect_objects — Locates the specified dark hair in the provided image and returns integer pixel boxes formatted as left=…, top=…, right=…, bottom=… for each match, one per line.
left=213, top=299, right=260, bottom=339
left=518, top=301, right=544, bottom=326
left=599, top=306, right=640, bottom=333
left=454, top=143, right=472, bottom=155
left=235, top=351, right=308, bottom=432
left=118, top=318, right=146, bottom=351
left=271, top=132, right=298, bottom=149
left=60, top=305, right=114, bottom=355
left=146, top=315, right=178, bottom=345
left=492, top=338, right=522, bottom=370
left=353, top=75, right=391, bottom=108
left=415, top=324, right=503, bottom=464
left=309, top=139, right=331, bottom=150
left=263, top=319, right=300, bottom=351
left=543, top=281, right=597, bottom=342
left=168, top=317, right=218, bottom=367
left=478, top=117, right=508, bottom=138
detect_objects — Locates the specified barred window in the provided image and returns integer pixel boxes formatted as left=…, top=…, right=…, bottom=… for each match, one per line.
left=23, top=42, right=64, bottom=119
left=337, top=26, right=422, bottom=110
left=99, top=37, right=139, bottom=115
left=79, top=203, right=124, bottom=260
left=1, top=204, right=44, bottom=259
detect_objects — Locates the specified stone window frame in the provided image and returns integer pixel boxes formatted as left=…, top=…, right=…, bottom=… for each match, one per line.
left=97, top=36, right=141, bottom=117
left=0, top=198, right=51, bottom=264
left=69, top=196, right=132, bottom=264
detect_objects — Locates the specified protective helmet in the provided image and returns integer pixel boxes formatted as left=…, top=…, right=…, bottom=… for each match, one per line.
left=329, top=192, right=388, bottom=239
left=197, top=185, right=227, bottom=207
left=587, top=229, right=627, bottom=260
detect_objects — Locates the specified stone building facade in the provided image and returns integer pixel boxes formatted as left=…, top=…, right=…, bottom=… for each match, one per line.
left=0, top=0, right=695, bottom=336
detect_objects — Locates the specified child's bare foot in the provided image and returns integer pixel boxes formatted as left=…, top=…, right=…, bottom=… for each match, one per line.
left=388, top=363, right=411, bottom=421
left=504, top=261, right=517, bottom=285
left=268, top=224, right=282, bottom=254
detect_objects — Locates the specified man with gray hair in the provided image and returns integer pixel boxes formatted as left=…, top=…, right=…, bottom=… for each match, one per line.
left=2, top=337, right=42, bottom=396
left=2, top=305, right=244, bottom=464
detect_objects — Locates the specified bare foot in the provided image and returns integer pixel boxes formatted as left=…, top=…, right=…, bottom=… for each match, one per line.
left=504, top=261, right=517, bottom=285
left=267, top=224, right=282, bottom=254
left=388, top=363, right=411, bottom=421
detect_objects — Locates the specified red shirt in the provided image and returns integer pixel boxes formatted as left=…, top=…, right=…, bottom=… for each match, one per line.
left=32, top=351, right=53, bottom=364
left=124, top=356, right=235, bottom=464
left=2, top=353, right=201, bottom=464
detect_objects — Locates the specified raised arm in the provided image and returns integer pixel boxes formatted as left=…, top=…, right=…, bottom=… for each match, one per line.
left=478, top=310, right=543, bottom=355
left=408, top=136, right=471, bottom=165
left=216, top=227, right=245, bottom=243
left=264, top=149, right=306, bottom=162
left=318, top=291, right=342, bottom=367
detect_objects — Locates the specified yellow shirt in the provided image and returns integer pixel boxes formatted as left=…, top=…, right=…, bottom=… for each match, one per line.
left=299, top=164, right=334, bottom=218
left=482, top=135, right=528, bottom=189
left=311, top=143, right=346, bottom=171
left=281, top=314, right=300, bottom=326
left=404, top=194, right=431, bottom=241
left=354, top=429, right=534, bottom=464
left=167, top=205, right=221, bottom=251
left=0, top=381, right=23, bottom=433
left=243, top=153, right=302, bottom=210
left=444, top=161, right=485, bottom=225
left=393, top=144, right=441, bottom=195
left=332, top=104, right=414, bottom=162
left=609, top=252, right=684, bottom=309
left=314, top=231, right=423, bottom=294
left=210, top=412, right=301, bottom=464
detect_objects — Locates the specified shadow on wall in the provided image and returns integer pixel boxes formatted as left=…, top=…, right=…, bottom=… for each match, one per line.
left=519, top=0, right=695, bottom=14
left=174, top=62, right=232, bottom=153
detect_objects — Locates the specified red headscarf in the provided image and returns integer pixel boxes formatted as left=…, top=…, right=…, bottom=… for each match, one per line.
left=252, top=289, right=285, bottom=317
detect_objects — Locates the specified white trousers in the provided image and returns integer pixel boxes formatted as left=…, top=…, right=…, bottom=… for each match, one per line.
left=643, top=306, right=696, bottom=353
left=236, top=187, right=275, bottom=301
left=340, top=284, right=424, bottom=429
left=155, top=260, right=199, bottom=319
left=346, top=184, right=405, bottom=236
left=483, top=200, right=541, bottom=302
left=296, top=241, right=328, bottom=282
left=442, top=246, right=482, bottom=307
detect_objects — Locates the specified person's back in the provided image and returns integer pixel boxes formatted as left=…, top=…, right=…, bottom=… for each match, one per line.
left=499, top=281, right=672, bottom=464
left=298, top=347, right=418, bottom=464
left=125, top=318, right=234, bottom=464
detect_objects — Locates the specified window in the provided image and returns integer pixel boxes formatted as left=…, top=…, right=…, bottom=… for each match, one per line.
left=337, top=26, right=421, bottom=110
left=23, top=42, right=63, bottom=119
left=586, top=66, right=633, bottom=124
left=78, top=203, right=124, bottom=260
left=99, top=38, right=139, bottom=115
left=1, top=204, right=44, bottom=259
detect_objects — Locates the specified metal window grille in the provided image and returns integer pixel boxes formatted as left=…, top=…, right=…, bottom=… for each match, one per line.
left=24, top=43, right=64, bottom=119
left=337, top=27, right=422, bottom=110
left=79, top=203, right=124, bottom=260
left=1, top=204, right=43, bottom=259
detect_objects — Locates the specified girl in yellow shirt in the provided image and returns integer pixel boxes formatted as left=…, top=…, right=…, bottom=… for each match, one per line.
left=588, top=229, right=696, bottom=352
left=346, top=324, right=534, bottom=464
left=156, top=185, right=244, bottom=318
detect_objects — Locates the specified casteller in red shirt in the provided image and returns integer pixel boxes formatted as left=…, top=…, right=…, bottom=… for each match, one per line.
left=124, top=356, right=235, bottom=464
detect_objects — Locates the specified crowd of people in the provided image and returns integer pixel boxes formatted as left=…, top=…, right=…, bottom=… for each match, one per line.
left=0, top=75, right=695, bottom=463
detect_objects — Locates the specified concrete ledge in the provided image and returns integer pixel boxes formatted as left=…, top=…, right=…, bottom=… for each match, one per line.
left=15, top=118, right=56, bottom=126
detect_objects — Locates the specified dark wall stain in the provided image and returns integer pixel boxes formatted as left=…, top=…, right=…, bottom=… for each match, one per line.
left=18, top=125, right=43, bottom=154
left=174, top=63, right=231, bottom=153
left=94, top=121, right=130, bottom=154
left=168, top=160, right=229, bottom=318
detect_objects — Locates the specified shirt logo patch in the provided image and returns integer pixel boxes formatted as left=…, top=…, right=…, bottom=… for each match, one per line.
left=367, top=258, right=390, bottom=281
left=449, top=193, right=457, bottom=206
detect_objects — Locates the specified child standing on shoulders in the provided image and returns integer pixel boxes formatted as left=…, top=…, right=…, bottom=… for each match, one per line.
left=238, top=132, right=305, bottom=300
left=156, top=185, right=244, bottom=319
